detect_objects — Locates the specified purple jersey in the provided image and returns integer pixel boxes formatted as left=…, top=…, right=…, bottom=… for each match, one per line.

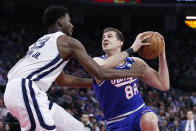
left=93, top=55, right=145, bottom=120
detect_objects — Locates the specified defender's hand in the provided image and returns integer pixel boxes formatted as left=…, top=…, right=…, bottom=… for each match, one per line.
left=129, top=60, right=147, bottom=77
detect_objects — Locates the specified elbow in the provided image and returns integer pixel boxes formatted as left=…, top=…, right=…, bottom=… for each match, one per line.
left=95, top=73, right=105, bottom=80
left=160, top=85, right=170, bottom=91
left=94, top=70, right=106, bottom=81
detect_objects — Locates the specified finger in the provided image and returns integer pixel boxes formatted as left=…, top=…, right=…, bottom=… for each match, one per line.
left=141, top=35, right=150, bottom=41
left=142, top=43, right=151, bottom=46
left=136, top=33, right=142, bottom=39
left=141, top=31, right=153, bottom=37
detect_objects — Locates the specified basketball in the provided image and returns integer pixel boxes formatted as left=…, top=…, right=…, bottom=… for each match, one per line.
left=138, top=32, right=164, bottom=59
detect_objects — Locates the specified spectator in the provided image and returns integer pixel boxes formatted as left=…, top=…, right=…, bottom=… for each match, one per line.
left=0, top=121, right=3, bottom=131
left=178, top=110, right=196, bottom=131
left=0, top=73, right=6, bottom=87
left=92, top=122, right=99, bottom=131
left=81, top=113, right=92, bottom=131
left=173, top=120, right=179, bottom=131
left=100, top=125, right=106, bottom=131
left=193, top=105, right=196, bottom=120
left=4, top=123, right=10, bottom=131
left=190, top=92, right=196, bottom=105
left=89, top=114, right=96, bottom=128
left=0, top=98, right=7, bottom=120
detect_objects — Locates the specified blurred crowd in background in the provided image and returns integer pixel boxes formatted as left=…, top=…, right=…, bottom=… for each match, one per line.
left=0, top=9, right=196, bottom=130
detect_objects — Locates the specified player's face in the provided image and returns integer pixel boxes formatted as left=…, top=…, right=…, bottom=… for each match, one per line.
left=61, top=14, right=74, bottom=36
left=102, top=31, right=122, bottom=52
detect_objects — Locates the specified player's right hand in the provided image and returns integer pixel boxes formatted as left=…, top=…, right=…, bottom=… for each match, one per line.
left=131, top=33, right=151, bottom=53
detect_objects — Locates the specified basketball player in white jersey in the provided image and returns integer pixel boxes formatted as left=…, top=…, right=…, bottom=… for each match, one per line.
left=4, top=6, right=151, bottom=131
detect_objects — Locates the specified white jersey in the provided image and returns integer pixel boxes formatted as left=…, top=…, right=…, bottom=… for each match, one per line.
left=7, top=31, right=68, bottom=92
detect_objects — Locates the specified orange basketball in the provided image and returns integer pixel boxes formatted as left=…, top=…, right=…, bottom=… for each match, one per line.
left=138, top=32, right=164, bottom=59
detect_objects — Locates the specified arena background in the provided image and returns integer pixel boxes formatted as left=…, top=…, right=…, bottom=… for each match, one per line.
left=0, top=0, right=195, bottom=130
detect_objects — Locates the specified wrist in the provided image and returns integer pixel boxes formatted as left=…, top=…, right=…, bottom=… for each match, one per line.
left=130, top=45, right=136, bottom=52
left=125, top=48, right=134, bottom=56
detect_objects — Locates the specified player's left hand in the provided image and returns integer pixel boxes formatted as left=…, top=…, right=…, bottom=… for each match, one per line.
left=155, top=32, right=165, bottom=54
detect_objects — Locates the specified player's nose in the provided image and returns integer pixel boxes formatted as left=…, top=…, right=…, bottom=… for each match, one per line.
left=103, top=37, right=109, bottom=42
left=71, top=24, right=74, bottom=31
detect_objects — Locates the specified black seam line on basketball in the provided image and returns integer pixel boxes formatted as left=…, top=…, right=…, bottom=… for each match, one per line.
left=150, top=33, right=157, bottom=59
left=144, top=33, right=153, bottom=59
left=155, top=33, right=159, bottom=59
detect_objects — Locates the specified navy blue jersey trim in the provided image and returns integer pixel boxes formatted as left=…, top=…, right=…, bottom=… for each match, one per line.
left=126, top=57, right=134, bottom=64
left=100, top=55, right=106, bottom=60
left=22, top=79, right=36, bottom=131
left=116, top=62, right=127, bottom=68
left=34, top=60, right=64, bottom=81
left=49, top=101, right=53, bottom=110
left=28, top=80, right=56, bottom=130
left=27, top=54, right=61, bottom=79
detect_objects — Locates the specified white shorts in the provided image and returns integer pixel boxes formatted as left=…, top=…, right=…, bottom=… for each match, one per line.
left=4, top=78, right=85, bottom=131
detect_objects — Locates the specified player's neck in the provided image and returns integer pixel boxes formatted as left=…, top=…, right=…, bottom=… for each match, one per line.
left=106, top=49, right=125, bottom=66
left=106, top=49, right=121, bottom=57
left=48, top=25, right=60, bottom=33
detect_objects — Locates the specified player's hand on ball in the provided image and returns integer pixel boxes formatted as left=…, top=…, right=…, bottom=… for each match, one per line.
left=131, top=33, right=151, bottom=52
left=138, top=31, right=164, bottom=59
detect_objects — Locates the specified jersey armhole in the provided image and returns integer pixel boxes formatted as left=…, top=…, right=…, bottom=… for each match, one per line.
left=93, top=79, right=105, bottom=86
left=55, top=32, right=68, bottom=61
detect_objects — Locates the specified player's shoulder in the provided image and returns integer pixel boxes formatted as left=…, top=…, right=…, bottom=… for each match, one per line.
left=131, top=57, right=144, bottom=62
left=57, top=34, right=82, bottom=48
left=93, top=55, right=105, bottom=66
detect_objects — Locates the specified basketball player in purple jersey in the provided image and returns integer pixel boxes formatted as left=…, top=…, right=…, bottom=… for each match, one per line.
left=92, top=27, right=169, bottom=131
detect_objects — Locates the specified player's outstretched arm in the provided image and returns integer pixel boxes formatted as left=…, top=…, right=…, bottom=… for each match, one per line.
left=55, top=72, right=93, bottom=88
left=57, top=35, right=143, bottom=80
left=136, top=39, right=169, bottom=91
left=93, top=33, right=150, bottom=68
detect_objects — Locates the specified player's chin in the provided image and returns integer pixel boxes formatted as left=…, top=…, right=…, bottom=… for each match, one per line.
left=103, top=48, right=110, bottom=52
left=69, top=31, right=72, bottom=36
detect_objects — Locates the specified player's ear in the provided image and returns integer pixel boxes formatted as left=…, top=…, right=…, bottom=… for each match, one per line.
left=57, top=17, right=64, bottom=26
left=119, top=41, right=123, bottom=46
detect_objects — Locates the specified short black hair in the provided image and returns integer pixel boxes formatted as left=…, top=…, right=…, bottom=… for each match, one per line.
left=103, top=27, right=124, bottom=43
left=42, top=5, right=68, bottom=28
left=80, top=112, right=89, bottom=118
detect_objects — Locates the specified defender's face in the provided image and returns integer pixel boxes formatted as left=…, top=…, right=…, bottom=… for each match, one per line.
left=61, top=14, right=74, bottom=36
left=102, top=31, right=122, bottom=52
